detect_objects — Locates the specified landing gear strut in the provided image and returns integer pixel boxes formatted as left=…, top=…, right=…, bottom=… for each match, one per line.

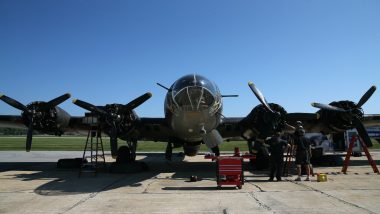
left=211, top=146, right=220, bottom=156
left=247, top=140, right=269, bottom=170
left=165, top=142, right=173, bottom=161
left=127, top=140, right=137, bottom=161
left=247, top=140, right=253, bottom=154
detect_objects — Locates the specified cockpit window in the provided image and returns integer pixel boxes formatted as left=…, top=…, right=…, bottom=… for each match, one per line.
left=171, top=74, right=219, bottom=96
left=169, top=74, right=221, bottom=113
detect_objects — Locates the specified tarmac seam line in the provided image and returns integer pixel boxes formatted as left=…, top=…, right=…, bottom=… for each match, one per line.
left=290, top=180, right=377, bottom=214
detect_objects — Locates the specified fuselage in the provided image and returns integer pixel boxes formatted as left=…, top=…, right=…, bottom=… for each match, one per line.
left=164, top=74, right=223, bottom=142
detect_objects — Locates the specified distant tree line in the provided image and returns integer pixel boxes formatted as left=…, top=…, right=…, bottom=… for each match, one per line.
left=0, top=128, right=83, bottom=136
left=0, top=128, right=29, bottom=136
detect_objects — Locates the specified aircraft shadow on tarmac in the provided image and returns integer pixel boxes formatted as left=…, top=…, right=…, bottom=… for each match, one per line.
left=2, top=160, right=159, bottom=196
left=1, top=154, right=379, bottom=196
left=0, top=155, right=226, bottom=196
left=162, top=186, right=237, bottom=191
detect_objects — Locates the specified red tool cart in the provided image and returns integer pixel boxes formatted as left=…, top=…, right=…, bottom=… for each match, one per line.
left=205, top=147, right=256, bottom=189
left=216, top=156, right=244, bottom=189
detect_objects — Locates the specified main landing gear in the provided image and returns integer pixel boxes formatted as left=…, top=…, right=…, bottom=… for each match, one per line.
left=247, top=140, right=269, bottom=170
left=116, top=140, right=137, bottom=164
left=111, top=140, right=149, bottom=173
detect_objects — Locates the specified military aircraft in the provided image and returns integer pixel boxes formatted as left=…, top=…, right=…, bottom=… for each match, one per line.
left=1, top=74, right=379, bottom=165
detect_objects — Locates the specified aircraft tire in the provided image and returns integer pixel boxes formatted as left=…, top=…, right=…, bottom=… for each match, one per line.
left=116, top=146, right=131, bottom=164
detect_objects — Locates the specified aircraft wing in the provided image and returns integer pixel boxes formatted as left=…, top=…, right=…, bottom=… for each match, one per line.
left=0, top=115, right=92, bottom=134
left=217, top=113, right=380, bottom=141
left=217, top=117, right=244, bottom=140
left=287, top=113, right=380, bottom=134
left=0, top=115, right=26, bottom=129
left=67, top=116, right=174, bottom=142
left=361, top=114, right=380, bottom=127
left=135, top=117, right=175, bottom=142
left=0, top=113, right=173, bottom=141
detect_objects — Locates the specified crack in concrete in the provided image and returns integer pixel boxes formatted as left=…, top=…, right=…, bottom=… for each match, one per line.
left=248, top=192, right=274, bottom=213
left=59, top=174, right=129, bottom=214
left=142, top=180, right=155, bottom=194
left=247, top=182, right=266, bottom=192
left=290, top=180, right=377, bottom=214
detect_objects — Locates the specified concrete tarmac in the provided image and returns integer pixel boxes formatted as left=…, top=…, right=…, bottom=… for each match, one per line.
left=0, top=151, right=380, bottom=214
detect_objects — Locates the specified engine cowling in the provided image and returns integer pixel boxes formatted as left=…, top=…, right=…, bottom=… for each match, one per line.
left=101, top=104, right=140, bottom=140
left=0, top=93, right=72, bottom=151
left=311, top=85, right=376, bottom=147
left=21, top=102, right=70, bottom=135
left=72, top=92, right=152, bottom=157
left=318, top=100, right=364, bottom=132
left=241, top=103, right=287, bottom=140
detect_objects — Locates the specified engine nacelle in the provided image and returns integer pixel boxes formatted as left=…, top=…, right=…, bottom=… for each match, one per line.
left=21, top=102, right=71, bottom=135
left=319, top=100, right=364, bottom=132
left=241, top=103, right=287, bottom=140
left=101, top=104, right=140, bottom=140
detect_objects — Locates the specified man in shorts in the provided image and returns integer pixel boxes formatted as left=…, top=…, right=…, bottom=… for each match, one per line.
left=294, top=127, right=311, bottom=181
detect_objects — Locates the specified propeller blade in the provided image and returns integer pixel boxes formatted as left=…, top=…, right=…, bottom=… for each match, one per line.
left=248, top=82, right=274, bottom=113
left=44, top=93, right=71, bottom=109
left=72, top=99, right=108, bottom=115
left=123, top=92, right=152, bottom=112
left=357, top=86, right=376, bottom=108
left=353, top=117, right=373, bottom=147
left=311, top=102, right=347, bottom=112
left=0, top=94, right=29, bottom=112
left=26, top=119, right=33, bottom=152
left=110, top=125, right=118, bottom=158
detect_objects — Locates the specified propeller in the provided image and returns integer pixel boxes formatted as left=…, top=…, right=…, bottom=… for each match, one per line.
left=43, top=93, right=72, bottom=110
left=72, top=99, right=108, bottom=115
left=357, top=86, right=376, bottom=108
left=0, top=93, right=71, bottom=151
left=311, top=86, right=376, bottom=147
left=122, top=92, right=152, bottom=114
left=247, top=82, right=284, bottom=129
left=72, top=92, right=152, bottom=157
left=311, top=103, right=347, bottom=112
left=248, top=82, right=274, bottom=113
left=246, top=82, right=320, bottom=137
left=0, top=94, right=29, bottom=112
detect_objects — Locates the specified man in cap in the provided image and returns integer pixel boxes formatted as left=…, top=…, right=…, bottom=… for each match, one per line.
left=293, top=126, right=312, bottom=181
left=268, top=132, right=289, bottom=181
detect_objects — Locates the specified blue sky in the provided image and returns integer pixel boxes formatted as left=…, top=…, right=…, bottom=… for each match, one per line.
left=1, top=0, right=379, bottom=117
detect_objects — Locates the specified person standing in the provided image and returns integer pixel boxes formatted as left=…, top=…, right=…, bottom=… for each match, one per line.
left=268, top=132, right=289, bottom=181
left=294, top=127, right=312, bottom=181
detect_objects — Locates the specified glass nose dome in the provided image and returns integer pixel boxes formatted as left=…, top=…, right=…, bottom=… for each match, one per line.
left=169, top=74, right=221, bottom=112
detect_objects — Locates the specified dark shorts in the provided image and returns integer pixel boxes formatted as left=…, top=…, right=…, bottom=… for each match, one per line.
left=295, top=151, right=310, bottom=165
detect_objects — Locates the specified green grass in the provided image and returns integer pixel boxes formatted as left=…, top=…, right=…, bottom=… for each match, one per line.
left=0, top=136, right=249, bottom=152
left=370, top=139, right=380, bottom=149
left=0, top=136, right=379, bottom=151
